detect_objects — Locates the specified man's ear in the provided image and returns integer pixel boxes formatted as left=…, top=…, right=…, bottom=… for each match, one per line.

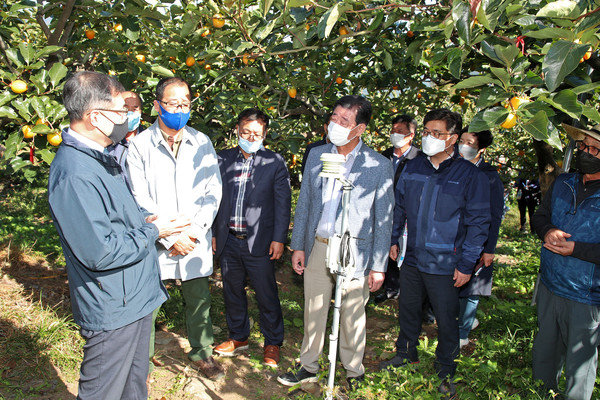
left=355, top=123, right=367, bottom=136
left=153, top=100, right=161, bottom=115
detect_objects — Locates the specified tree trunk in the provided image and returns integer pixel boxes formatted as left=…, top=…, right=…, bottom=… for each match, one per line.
left=533, top=139, right=560, bottom=197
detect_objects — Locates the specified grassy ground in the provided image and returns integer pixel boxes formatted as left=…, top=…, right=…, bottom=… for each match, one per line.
left=1, top=180, right=598, bottom=399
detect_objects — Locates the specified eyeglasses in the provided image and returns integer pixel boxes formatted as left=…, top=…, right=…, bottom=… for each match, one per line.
left=576, top=140, right=600, bottom=157
left=158, top=100, right=192, bottom=112
left=239, top=131, right=265, bottom=141
left=94, top=108, right=128, bottom=123
left=422, top=128, right=452, bottom=139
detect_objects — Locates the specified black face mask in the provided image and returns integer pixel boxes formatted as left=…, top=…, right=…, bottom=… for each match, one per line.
left=576, top=150, right=600, bottom=174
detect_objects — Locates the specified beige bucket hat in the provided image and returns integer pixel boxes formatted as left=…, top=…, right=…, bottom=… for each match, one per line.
left=562, top=123, right=600, bottom=142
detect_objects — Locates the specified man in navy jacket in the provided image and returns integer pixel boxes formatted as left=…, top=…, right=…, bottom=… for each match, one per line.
left=48, top=72, right=187, bottom=399
left=212, top=108, right=291, bottom=367
left=532, top=123, right=600, bottom=400
left=380, top=109, right=490, bottom=397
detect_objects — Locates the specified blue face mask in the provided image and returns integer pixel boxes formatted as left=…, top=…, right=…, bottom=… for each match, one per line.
left=238, top=137, right=263, bottom=154
left=158, top=103, right=190, bottom=131
left=127, top=111, right=141, bottom=132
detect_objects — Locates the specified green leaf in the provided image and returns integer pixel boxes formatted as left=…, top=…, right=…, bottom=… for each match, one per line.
left=0, top=91, right=16, bottom=107
left=481, top=41, right=503, bottom=65
left=261, top=0, right=273, bottom=17
left=547, top=123, right=563, bottom=149
left=231, top=41, right=254, bottom=56
left=493, top=44, right=520, bottom=68
left=447, top=48, right=463, bottom=79
left=369, top=11, right=384, bottom=31
left=522, top=111, right=548, bottom=141
left=32, top=124, right=51, bottom=134
left=524, top=27, right=573, bottom=40
left=582, top=105, right=600, bottom=124
left=576, top=8, right=600, bottom=33
left=4, top=132, right=24, bottom=160
left=475, top=86, right=506, bottom=109
left=5, top=48, right=23, bottom=67
left=452, top=0, right=471, bottom=45
left=293, top=317, right=303, bottom=327
left=18, top=42, right=35, bottom=64
left=383, top=51, right=392, bottom=71
left=476, top=4, right=491, bottom=32
left=0, top=105, right=18, bottom=119
left=37, top=148, right=56, bottom=165
left=469, top=107, right=509, bottom=131
left=48, top=62, right=67, bottom=88
left=317, top=3, right=341, bottom=39
left=571, top=81, right=600, bottom=95
left=255, top=18, right=278, bottom=42
left=151, top=65, right=175, bottom=77
left=30, top=96, right=48, bottom=120
left=542, top=41, right=589, bottom=92
left=11, top=98, right=32, bottom=120
left=536, top=0, right=579, bottom=19
left=289, top=0, right=311, bottom=7
left=34, top=45, right=62, bottom=59
left=125, top=28, right=140, bottom=42
left=540, top=89, right=582, bottom=119
left=490, top=67, right=510, bottom=89
left=10, top=157, right=31, bottom=173
left=453, top=75, right=501, bottom=90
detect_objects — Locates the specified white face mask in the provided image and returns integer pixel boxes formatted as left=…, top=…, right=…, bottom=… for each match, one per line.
left=328, top=121, right=355, bottom=147
left=422, top=135, right=449, bottom=156
left=391, top=133, right=412, bottom=149
left=459, top=144, right=479, bottom=161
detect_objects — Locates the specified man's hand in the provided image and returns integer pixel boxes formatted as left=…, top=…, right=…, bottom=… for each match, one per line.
left=543, top=228, right=575, bottom=256
left=149, top=215, right=192, bottom=238
left=212, top=237, right=216, bottom=255
left=169, top=232, right=197, bottom=257
left=389, top=244, right=399, bottom=261
left=291, top=250, right=305, bottom=275
left=269, top=241, right=284, bottom=260
left=481, top=253, right=495, bottom=267
left=453, top=269, right=471, bottom=287
left=368, top=270, right=385, bottom=292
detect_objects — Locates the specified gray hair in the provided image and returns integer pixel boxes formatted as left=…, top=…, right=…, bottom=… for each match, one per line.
left=63, top=71, right=124, bottom=121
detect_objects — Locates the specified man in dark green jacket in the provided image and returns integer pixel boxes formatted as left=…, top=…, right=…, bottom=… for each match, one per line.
left=48, top=71, right=188, bottom=399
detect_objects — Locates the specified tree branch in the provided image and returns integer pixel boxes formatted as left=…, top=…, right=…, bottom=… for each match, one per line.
left=47, top=0, right=76, bottom=45
left=0, top=35, right=18, bottom=75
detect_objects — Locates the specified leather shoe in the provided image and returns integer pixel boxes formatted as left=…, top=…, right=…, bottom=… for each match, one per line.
left=374, top=290, right=399, bottom=304
left=214, top=339, right=249, bottom=357
left=379, top=354, right=419, bottom=371
left=438, top=379, right=456, bottom=398
left=263, top=345, right=280, bottom=367
left=192, top=356, right=225, bottom=381
left=346, top=374, right=364, bottom=391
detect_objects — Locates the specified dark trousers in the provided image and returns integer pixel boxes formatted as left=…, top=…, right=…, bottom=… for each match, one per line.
left=382, top=257, right=400, bottom=294
left=396, top=265, right=460, bottom=379
left=78, top=313, right=152, bottom=400
left=518, top=197, right=537, bottom=231
left=221, top=233, right=284, bottom=346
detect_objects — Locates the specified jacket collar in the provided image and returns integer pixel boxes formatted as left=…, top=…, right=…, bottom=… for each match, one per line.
left=61, top=129, right=121, bottom=168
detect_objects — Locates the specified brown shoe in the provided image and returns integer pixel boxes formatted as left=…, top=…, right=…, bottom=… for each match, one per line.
left=151, top=356, right=163, bottom=367
left=263, top=345, right=280, bottom=367
left=193, top=356, right=225, bottom=381
left=214, top=339, right=249, bottom=357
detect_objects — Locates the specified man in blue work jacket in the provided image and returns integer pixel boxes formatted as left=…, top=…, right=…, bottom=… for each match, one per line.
left=380, top=109, right=490, bottom=397
left=48, top=71, right=188, bottom=399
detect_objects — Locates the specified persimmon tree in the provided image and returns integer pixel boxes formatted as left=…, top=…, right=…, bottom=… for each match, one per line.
left=1, top=0, right=599, bottom=187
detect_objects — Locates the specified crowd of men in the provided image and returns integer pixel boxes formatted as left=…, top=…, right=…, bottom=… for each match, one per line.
left=48, top=71, right=600, bottom=400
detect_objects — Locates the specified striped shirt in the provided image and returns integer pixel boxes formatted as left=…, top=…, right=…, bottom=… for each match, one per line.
left=229, top=150, right=255, bottom=234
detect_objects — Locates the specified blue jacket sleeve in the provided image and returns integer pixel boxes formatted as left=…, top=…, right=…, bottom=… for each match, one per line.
left=391, top=174, right=407, bottom=245
left=483, top=170, right=505, bottom=254
left=459, top=169, right=491, bottom=274
left=49, top=175, right=159, bottom=271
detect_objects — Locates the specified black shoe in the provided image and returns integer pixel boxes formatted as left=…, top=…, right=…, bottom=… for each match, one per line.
left=277, top=365, right=318, bottom=386
left=379, top=354, right=419, bottom=371
left=374, top=290, right=399, bottom=304
left=438, top=379, right=456, bottom=398
left=346, top=374, right=364, bottom=391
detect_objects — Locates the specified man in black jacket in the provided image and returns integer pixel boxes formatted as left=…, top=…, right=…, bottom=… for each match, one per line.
left=374, top=114, right=420, bottom=303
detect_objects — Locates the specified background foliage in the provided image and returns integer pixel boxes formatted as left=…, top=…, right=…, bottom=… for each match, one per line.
left=1, top=0, right=599, bottom=186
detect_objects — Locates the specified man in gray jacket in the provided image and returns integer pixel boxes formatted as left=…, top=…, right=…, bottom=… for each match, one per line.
left=278, top=95, right=394, bottom=389
left=48, top=71, right=188, bottom=399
